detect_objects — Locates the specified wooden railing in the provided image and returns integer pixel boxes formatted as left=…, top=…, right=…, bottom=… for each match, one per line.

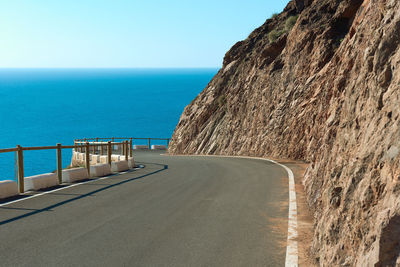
left=74, top=137, right=170, bottom=150
left=0, top=137, right=170, bottom=194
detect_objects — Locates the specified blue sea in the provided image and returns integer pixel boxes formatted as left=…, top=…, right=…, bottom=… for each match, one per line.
left=0, top=68, right=218, bottom=181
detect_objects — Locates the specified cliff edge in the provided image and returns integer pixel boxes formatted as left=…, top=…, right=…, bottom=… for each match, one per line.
left=169, top=0, right=400, bottom=265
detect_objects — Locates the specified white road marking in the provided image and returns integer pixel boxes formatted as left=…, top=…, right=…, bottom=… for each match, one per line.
left=0, top=167, right=142, bottom=207
left=263, top=158, right=298, bottom=267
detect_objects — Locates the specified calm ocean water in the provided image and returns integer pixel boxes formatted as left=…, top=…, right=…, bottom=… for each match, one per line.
left=0, top=68, right=218, bottom=181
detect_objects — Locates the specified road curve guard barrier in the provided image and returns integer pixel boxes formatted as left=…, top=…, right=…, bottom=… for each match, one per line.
left=24, top=173, right=59, bottom=192
left=91, top=155, right=101, bottom=164
left=133, top=145, right=148, bottom=150
left=62, top=167, right=89, bottom=183
left=151, top=145, right=166, bottom=150
left=128, top=157, right=135, bottom=169
left=111, top=161, right=129, bottom=172
left=100, top=156, right=108, bottom=164
left=90, top=164, right=112, bottom=178
left=119, top=156, right=135, bottom=169
left=112, top=155, right=125, bottom=162
left=0, top=180, right=19, bottom=199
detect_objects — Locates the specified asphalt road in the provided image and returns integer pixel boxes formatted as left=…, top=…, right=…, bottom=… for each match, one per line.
left=0, top=151, right=289, bottom=267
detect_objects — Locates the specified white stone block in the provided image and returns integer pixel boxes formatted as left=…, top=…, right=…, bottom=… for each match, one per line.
left=120, top=156, right=135, bottom=169
left=90, top=164, right=111, bottom=177
left=62, top=167, right=89, bottom=183
left=111, top=155, right=119, bottom=162
left=0, top=180, right=19, bottom=199
left=111, top=161, right=129, bottom=172
left=90, top=164, right=103, bottom=177
left=102, top=164, right=112, bottom=176
left=133, top=145, right=148, bottom=149
left=100, top=156, right=108, bottom=164
left=91, top=155, right=101, bottom=163
left=128, top=157, right=135, bottom=169
left=151, top=145, right=167, bottom=150
left=24, top=173, right=59, bottom=192
left=78, top=153, right=86, bottom=161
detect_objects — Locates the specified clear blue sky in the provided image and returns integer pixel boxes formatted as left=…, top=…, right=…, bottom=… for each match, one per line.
left=0, top=0, right=290, bottom=68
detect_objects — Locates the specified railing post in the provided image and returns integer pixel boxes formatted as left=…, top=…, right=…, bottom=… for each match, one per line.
left=125, top=141, right=129, bottom=161
left=16, top=145, right=24, bottom=193
left=85, top=142, right=90, bottom=177
left=148, top=138, right=151, bottom=150
left=57, top=143, right=62, bottom=184
left=107, top=141, right=112, bottom=166
left=129, top=138, right=133, bottom=157
left=100, top=142, right=104, bottom=155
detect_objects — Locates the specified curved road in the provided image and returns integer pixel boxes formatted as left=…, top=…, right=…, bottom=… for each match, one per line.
left=0, top=151, right=289, bottom=266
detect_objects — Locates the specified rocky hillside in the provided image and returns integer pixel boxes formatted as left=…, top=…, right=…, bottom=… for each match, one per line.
left=169, top=0, right=400, bottom=265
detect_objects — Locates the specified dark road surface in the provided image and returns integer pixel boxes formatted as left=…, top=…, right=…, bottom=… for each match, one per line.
left=0, top=151, right=289, bottom=267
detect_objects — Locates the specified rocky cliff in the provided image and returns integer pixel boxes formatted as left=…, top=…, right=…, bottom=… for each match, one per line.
left=169, top=0, right=400, bottom=266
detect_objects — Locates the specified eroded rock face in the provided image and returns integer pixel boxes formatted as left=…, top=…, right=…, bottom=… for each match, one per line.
left=169, top=0, right=400, bottom=265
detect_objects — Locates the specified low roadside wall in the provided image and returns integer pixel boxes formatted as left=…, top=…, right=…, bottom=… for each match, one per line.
left=0, top=181, right=19, bottom=199
left=0, top=151, right=137, bottom=200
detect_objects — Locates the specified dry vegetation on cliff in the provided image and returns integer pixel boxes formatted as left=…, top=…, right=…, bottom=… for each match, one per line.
left=169, top=0, right=400, bottom=266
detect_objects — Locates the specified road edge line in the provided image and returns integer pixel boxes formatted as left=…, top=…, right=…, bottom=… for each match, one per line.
left=228, top=156, right=298, bottom=267
left=263, top=158, right=298, bottom=267
left=167, top=154, right=299, bottom=266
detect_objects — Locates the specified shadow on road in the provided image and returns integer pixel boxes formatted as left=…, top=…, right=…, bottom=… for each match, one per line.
left=0, top=163, right=168, bottom=226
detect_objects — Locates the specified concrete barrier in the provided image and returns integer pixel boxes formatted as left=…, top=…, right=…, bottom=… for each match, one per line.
left=101, top=164, right=112, bottom=176
left=91, top=155, right=101, bottom=164
left=100, top=155, right=108, bottom=164
left=151, top=145, right=167, bottom=150
left=133, top=145, right=148, bottom=150
left=111, top=161, right=129, bottom=172
left=78, top=153, right=85, bottom=161
left=90, top=164, right=112, bottom=177
left=128, top=157, right=135, bottom=168
left=120, top=156, right=135, bottom=169
left=0, top=180, right=19, bottom=199
left=24, top=173, right=59, bottom=192
left=111, top=155, right=122, bottom=162
left=62, top=167, right=89, bottom=183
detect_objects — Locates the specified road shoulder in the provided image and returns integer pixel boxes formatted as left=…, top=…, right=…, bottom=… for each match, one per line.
left=277, top=160, right=316, bottom=267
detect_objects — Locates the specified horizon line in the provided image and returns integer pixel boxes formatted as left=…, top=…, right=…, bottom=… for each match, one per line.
left=0, top=67, right=221, bottom=70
